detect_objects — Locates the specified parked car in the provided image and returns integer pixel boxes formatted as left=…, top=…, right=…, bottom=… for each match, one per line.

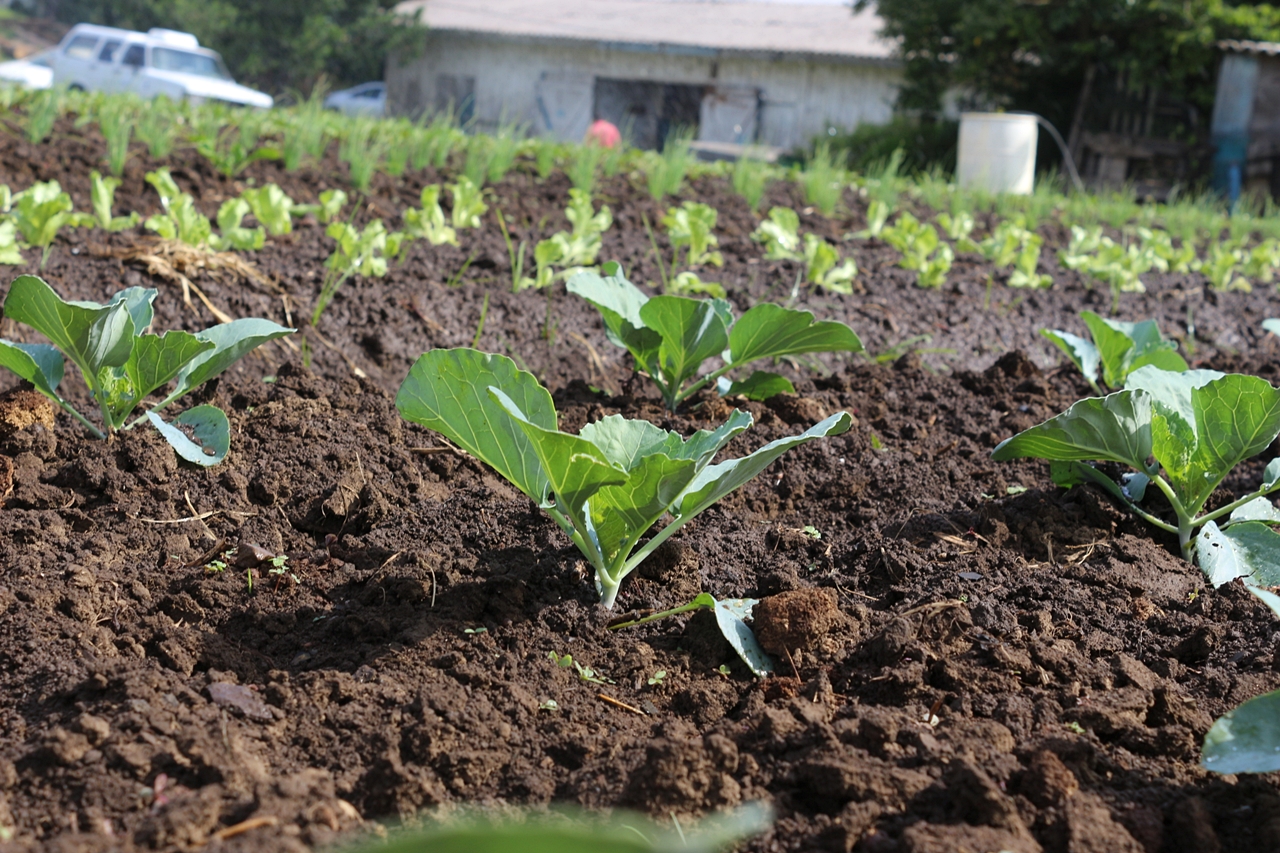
left=325, top=82, right=385, bottom=117
left=0, top=48, right=54, bottom=89
left=51, top=24, right=271, bottom=107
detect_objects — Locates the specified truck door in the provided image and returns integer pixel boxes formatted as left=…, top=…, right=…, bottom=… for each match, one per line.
left=95, top=40, right=123, bottom=92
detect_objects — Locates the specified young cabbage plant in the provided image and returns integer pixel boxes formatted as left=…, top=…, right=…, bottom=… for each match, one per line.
left=568, top=265, right=863, bottom=410
left=802, top=234, right=858, bottom=293
left=396, top=348, right=852, bottom=609
left=1042, top=311, right=1187, bottom=396
left=992, top=365, right=1280, bottom=562
left=403, top=184, right=458, bottom=246
left=751, top=207, right=802, bottom=261
left=89, top=171, right=140, bottom=233
left=519, top=189, right=614, bottom=290
left=448, top=176, right=488, bottom=230
left=0, top=275, right=292, bottom=465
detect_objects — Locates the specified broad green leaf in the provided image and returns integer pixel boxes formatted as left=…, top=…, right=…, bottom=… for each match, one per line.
left=4, top=274, right=135, bottom=378
left=1190, top=376, right=1280, bottom=506
left=1124, top=365, right=1224, bottom=431
left=640, top=295, right=729, bottom=393
left=147, top=404, right=230, bottom=467
left=719, top=371, right=795, bottom=401
left=1196, top=520, right=1280, bottom=591
left=395, top=349, right=555, bottom=503
left=991, top=390, right=1153, bottom=471
left=579, top=415, right=680, bottom=471
left=673, top=409, right=754, bottom=465
left=1229, top=497, right=1280, bottom=524
left=566, top=268, right=659, bottom=365
left=715, top=598, right=774, bottom=676
left=107, top=286, right=157, bottom=335
left=489, top=387, right=627, bottom=530
left=675, top=412, right=852, bottom=522
left=1127, top=347, right=1189, bottom=377
left=1264, top=458, right=1280, bottom=490
left=1150, top=408, right=1198, bottom=501
left=1203, top=688, right=1280, bottom=775
left=0, top=340, right=64, bottom=399
left=590, top=452, right=699, bottom=563
left=126, top=331, right=214, bottom=404
left=167, top=318, right=294, bottom=402
left=728, top=303, right=863, bottom=366
left=1081, top=311, right=1139, bottom=388
left=1041, top=328, right=1100, bottom=386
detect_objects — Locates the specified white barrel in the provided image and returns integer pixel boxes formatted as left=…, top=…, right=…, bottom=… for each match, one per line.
left=956, top=112, right=1038, bottom=195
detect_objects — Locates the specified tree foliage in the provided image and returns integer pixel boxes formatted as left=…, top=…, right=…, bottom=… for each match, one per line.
left=41, top=0, right=425, bottom=94
left=865, top=0, right=1280, bottom=135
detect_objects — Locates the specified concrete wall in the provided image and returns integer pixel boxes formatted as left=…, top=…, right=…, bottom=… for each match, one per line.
left=386, top=31, right=901, bottom=150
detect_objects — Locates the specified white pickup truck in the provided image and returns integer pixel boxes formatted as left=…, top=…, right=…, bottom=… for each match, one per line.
left=52, top=24, right=272, bottom=108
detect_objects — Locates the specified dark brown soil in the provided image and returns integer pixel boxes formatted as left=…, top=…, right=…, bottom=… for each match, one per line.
left=2, top=117, right=1280, bottom=853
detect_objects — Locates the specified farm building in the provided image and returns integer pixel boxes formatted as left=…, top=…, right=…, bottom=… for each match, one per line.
left=386, top=0, right=901, bottom=151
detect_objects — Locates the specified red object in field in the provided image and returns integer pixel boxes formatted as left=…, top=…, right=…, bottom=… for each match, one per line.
left=586, top=119, right=621, bottom=148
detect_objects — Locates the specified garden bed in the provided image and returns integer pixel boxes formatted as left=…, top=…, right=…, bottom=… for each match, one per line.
left=3, top=122, right=1280, bottom=852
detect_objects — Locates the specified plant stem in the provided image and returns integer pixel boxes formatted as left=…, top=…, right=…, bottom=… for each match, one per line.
left=642, top=212, right=669, bottom=291
left=472, top=292, right=490, bottom=348
left=1196, top=485, right=1280, bottom=528
left=58, top=398, right=106, bottom=440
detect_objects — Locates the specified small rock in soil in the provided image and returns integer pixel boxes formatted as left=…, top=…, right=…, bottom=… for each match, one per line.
left=207, top=682, right=274, bottom=722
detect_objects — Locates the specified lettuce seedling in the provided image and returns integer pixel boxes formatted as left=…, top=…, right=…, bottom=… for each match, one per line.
left=448, top=176, right=488, bottom=230
left=397, top=348, right=851, bottom=608
left=803, top=234, right=858, bottom=293
left=240, top=184, right=296, bottom=236
left=292, top=188, right=348, bottom=225
left=143, top=169, right=212, bottom=248
left=209, top=199, right=265, bottom=251
left=313, top=220, right=406, bottom=324
left=851, top=199, right=892, bottom=239
left=937, top=211, right=978, bottom=252
left=1042, top=311, right=1187, bottom=396
left=669, top=271, right=725, bottom=298
left=993, top=366, right=1280, bottom=562
left=0, top=222, right=24, bottom=265
left=662, top=201, right=723, bottom=268
left=519, top=190, right=614, bottom=290
left=1198, top=241, right=1247, bottom=292
left=978, top=220, right=1034, bottom=269
left=569, top=265, right=863, bottom=410
left=751, top=207, right=802, bottom=261
left=403, top=185, right=458, bottom=246
left=1007, top=234, right=1052, bottom=289
left=0, top=275, right=292, bottom=465
left=89, top=171, right=140, bottom=233
left=9, top=181, right=93, bottom=267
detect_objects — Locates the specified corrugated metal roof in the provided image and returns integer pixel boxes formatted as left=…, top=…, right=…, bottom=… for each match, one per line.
left=1220, top=39, right=1280, bottom=56
left=393, top=0, right=896, bottom=62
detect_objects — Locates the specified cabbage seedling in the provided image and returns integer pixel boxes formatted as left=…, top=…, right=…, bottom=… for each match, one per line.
left=313, top=220, right=406, bottom=324
left=396, top=348, right=852, bottom=608
left=0, top=275, right=292, bottom=465
left=568, top=265, right=862, bottom=410
left=993, top=366, right=1280, bottom=563
left=1042, top=311, right=1187, bottom=396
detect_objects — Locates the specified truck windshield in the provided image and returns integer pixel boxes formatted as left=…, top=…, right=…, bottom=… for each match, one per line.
left=151, top=47, right=232, bottom=81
